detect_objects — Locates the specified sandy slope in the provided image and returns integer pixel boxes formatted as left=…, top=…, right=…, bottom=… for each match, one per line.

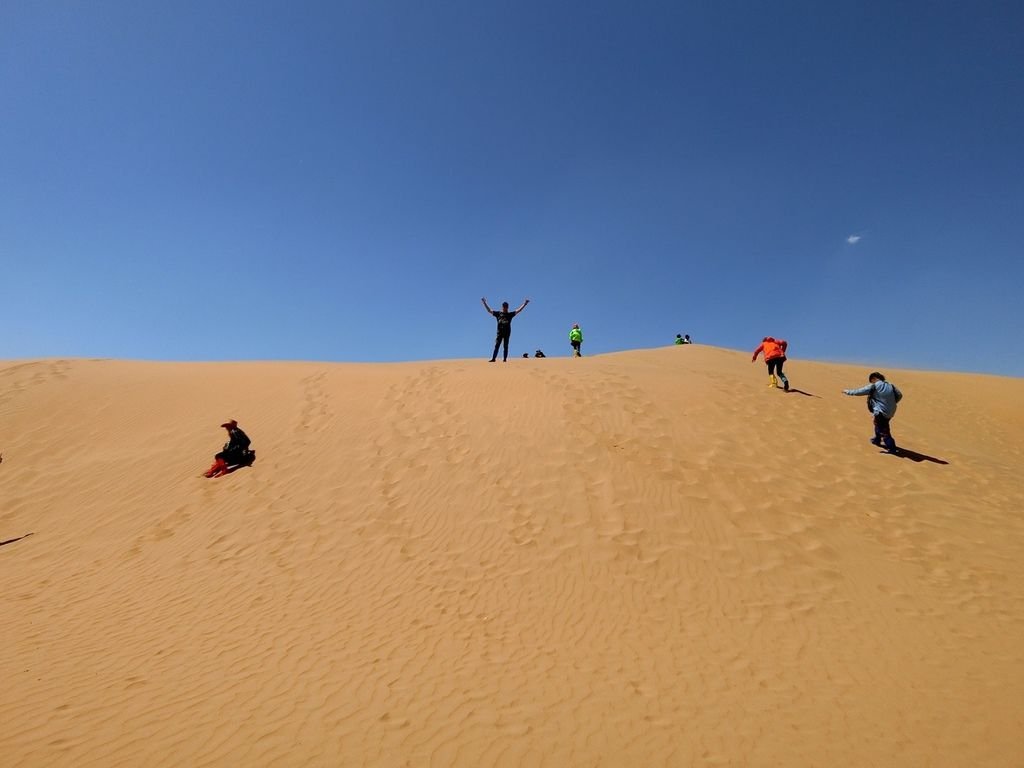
left=1, top=347, right=1022, bottom=767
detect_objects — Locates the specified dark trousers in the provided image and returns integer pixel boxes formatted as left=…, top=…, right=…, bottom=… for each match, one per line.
left=873, top=414, right=896, bottom=450
left=492, top=332, right=510, bottom=361
left=766, top=357, right=788, bottom=384
left=571, top=340, right=581, bottom=356
left=216, top=447, right=248, bottom=465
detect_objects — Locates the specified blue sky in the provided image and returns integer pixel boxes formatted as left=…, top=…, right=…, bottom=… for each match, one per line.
left=2, top=1, right=1022, bottom=375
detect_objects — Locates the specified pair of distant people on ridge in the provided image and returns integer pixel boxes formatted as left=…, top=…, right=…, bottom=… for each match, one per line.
left=675, top=334, right=692, bottom=345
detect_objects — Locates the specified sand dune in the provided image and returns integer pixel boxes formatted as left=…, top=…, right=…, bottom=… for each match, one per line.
left=2, top=347, right=1023, bottom=767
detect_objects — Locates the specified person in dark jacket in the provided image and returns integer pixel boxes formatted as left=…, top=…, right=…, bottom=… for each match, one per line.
left=204, top=420, right=254, bottom=477
left=481, top=297, right=530, bottom=362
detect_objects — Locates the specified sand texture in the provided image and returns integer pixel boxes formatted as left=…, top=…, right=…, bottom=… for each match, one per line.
left=2, top=348, right=1023, bottom=767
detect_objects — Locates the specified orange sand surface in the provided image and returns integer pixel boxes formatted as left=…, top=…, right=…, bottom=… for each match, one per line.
left=2, top=348, right=1023, bottom=767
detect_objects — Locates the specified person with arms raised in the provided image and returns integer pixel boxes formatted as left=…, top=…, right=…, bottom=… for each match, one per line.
left=481, top=297, right=529, bottom=363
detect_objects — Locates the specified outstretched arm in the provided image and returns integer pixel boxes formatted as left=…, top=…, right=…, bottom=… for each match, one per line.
left=481, top=297, right=493, bottom=314
left=751, top=344, right=763, bottom=362
left=843, top=384, right=873, bottom=396
left=514, top=298, right=530, bottom=314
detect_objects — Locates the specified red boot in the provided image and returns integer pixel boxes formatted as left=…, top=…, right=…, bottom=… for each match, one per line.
left=204, top=458, right=227, bottom=478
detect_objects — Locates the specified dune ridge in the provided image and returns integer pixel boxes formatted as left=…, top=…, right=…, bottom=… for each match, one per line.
left=2, top=347, right=1023, bottom=766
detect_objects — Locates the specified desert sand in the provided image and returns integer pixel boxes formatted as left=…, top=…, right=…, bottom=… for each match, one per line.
left=2, top=347, right=1023, bottom=767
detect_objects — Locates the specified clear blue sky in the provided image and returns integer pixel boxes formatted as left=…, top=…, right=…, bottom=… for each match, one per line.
left=2, top=1, right=1022, bottom=375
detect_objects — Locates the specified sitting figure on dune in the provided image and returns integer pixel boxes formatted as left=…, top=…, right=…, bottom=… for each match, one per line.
left=204, top=420, right=255, bottom=478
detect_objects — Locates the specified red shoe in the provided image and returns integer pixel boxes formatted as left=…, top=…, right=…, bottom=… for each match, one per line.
left=205, top=458, right=227, bottom=478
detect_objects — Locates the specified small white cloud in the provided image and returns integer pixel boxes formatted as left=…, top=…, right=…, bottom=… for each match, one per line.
left=846, top=235, right=862, bottom=245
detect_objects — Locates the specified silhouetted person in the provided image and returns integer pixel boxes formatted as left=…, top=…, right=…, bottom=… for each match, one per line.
left=844, top=372, right=903, bottom=452
left=482, top=297, right=529, bottom=362
left=752, top=336, right=790, bottom=391
left=569, top=323, right=583, bottom=357
left=204, top=420, right=254, bottom=478
left=534, top=349, right=546, bottom=358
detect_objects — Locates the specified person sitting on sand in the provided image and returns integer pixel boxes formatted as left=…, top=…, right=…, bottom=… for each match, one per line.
left=569, top=323, right=583, bottom=357
left=534, top=349, right=546, bottom=358
left=481, top=297, right=530, bottom=363
left=204, top=420, right=254, bottom=478
left=843, top=372, right=903, bottom=453
left=751, top=336, right=790, bottom=391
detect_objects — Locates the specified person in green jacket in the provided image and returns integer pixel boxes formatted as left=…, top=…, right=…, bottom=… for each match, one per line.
left=569, top=323, right=583, bottom=357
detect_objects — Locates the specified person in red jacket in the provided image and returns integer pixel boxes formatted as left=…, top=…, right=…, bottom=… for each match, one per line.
left=752, top=337, right=790, bottom=391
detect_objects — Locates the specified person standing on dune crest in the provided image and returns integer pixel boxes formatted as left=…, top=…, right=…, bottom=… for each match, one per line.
left=481, top=297, right=529, bottom=362
left=569, top=323, right=583, bottom=357
left=752, top=336, right=790, bottom=391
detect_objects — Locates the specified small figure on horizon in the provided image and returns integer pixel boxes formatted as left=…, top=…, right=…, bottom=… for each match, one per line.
left=522, top=352, right=530, bottom=358
left=534, top=349, right=546, bottom=358
left=843, top=372, right=903, bottom=453
left=674, top=334, right=692, bottom=345
left=482, top=297, right=529, bottom=363
left=752, top=336, right=790, bottom=391
left=204, top=420, right=255, bottom=478
left=569, top=323, right=583, bottom=357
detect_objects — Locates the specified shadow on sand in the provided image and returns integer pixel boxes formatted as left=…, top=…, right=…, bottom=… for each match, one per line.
left=0, top=532, right=34, bottom=548
left=786, top=388, right=820, bottom=398
left=216, top=463, right=254, bottom=477
left=887, top=448, right=949, bottom=465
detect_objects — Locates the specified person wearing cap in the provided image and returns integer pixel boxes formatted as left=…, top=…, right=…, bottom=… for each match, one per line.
left=204, top=420, right=253, bottom=478
left=481, top=297, right=530, bottom=363
left=751, top=336, right=790, bottom=391
left=843, top=372, right=903, bottom=452
left=569, top=323, right=583, bottom=357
